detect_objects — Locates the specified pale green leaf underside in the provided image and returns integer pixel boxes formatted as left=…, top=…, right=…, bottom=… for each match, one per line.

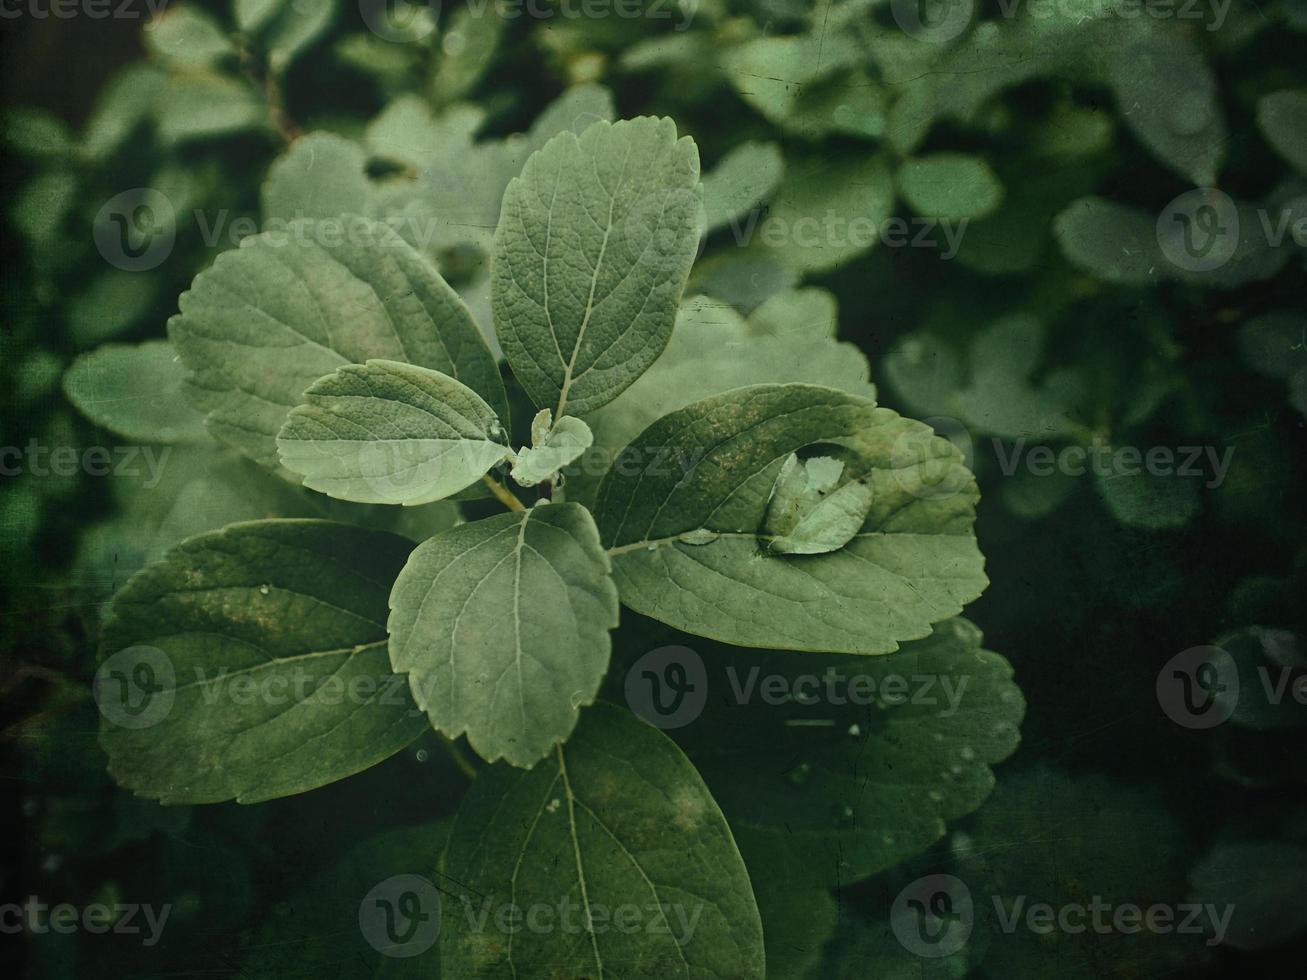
left=594, top=384, right=985, bottom=654
left=99, top=520, right=427, bottom=804
left=388, top=503, right=619, bottom=768
left=169, top=214, right=506, bottom=470
left=438, top=702, right=765, bottom=978
left=510, top=411, right=593, bottom=487
left=492, top=117, right=703, bottom=416
left=765, top=454, right=874, bottom=556
left=63, top=340, right=209, bottom=445
left=277, top=359, right=510, bottom=505
left=681, top=618, right=1024, bottom=888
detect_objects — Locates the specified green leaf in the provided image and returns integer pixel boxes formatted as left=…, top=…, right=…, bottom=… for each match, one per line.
left=569, top=293, right=873, bottom=507
left=679, top=618, right=1022, bottom=887
left=594, top=384, right=986, bottom=654
left=81, top=63, right=165, bottom=161
left=3, top=107, right=73, bottom=160
left=897, top=154, right=1003, bottom=222
left=169, top=214, right=507, bottom=469
left=1258, top=90, right=1307, bottom=174
left=702, top=141, right=783, bottom=234
left=437, top=701, right=765, bottom=978
left=492, top=117, right=703, bottom=416
left=98, top=520, right=428, bottom=804
left=749, top=151, right=895, bottom=274
left=62, top=341, right=209, bottom=445
left=236, top=0, right=337, bottom=76
left=153, top=71, right=266, bottom=145
left=262, top=132, right=373, bottom=223
left=1104, top=31, right=1225, bottom=186
left=1095, top=465, right=1202, bottom=530
left=764, top=454, right=874, bottom=556
left=510, top=409, right=593, bottom=487
left=431, top=1, right=503, bottom=105
left=388, top=503, right=619, bottom=767
left=276, top=360, right=510, bottom=505
left=145, top=7, right=236, bottom=70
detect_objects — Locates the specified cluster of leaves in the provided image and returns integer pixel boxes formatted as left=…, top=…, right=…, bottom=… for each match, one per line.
left=3, top=0, right=1306, bottom=978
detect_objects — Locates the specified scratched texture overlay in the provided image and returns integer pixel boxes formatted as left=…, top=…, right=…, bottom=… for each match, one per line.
left=3, top=2, right=1306, bottom=978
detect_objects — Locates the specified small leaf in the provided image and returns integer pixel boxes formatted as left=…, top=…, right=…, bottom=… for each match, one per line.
left=510, top=410, right=594, bottom=487
left=492, top=117, right=703, bottom=416
left=236, top=0, right=337, bottom=76
left=145, top=7, right=236, bottom=70
left=388, top=503, right=619, bottom=767
left=702, top=141, right=783, bottom=234
left=764, top=454, right=874, bottom=555
left=63, top=341, right=209, bottom=445
left=1258, top=90, right=1307, bottom=175
left=277, top=360, right=511, bottom=506
left=169, top=214, right=506, bottom=469
left=898, top=153, right=1003, bottom=222
left=152, top=71, right=266, bottom=145
left=594, top=384, right=985, bottom=654
left=437, top=701, right=765, bottom=977
left=262, top=132, right=372, bottom=223
left=98, top=520, right=428, bottom=804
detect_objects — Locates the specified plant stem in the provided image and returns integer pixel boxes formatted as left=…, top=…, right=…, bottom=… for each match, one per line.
left=483, top=474, right=526, bottom=512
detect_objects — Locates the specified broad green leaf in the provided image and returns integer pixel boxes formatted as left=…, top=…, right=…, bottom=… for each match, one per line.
left=431, top=1, right=503, bottom=105
left=702, top=141, right=784, bottom=233
left=749, top=151, right=895, bottom=274
left=954, top=315, right=1087, bottom=441
left=1054, top=194, right=1289, bottom=289
left=277, top=360, right=511, bottom=505
left=169, top=214, right=506, bottom=469
left=98, top=520, right=428, bottom=804
left=262, top=132, right=372, bottom=222
left=81, top=63, right=165, bottom=161
left=153, top=70, right=266, bottom=145
left=897, top=154, right=1002, bottom=222
left=145, top=7, right=236, bottom=70
left=764, top=454, right=874, bottom=556
left=240, top=821, right=449, bottom=978
left=1104, top=31, right=1225, bottom=186
left=1258, top=90, right=1307, bottom=174
left=722, top=34, right=865, bottom=126
left=492, top=117, right=703, bottom=416
left=3, top=107, right=73, bottom=160
left=66, top=271, right=159, bottom=347
left=746, top=858, right=836, bottom=979
left=63, top=341, right=209, bottom=445
left=594, top=384, right=986, bottom=654
left=388, top=503, right=619, bottom=767
left=569, top=294, right=874, bottom=507
left=1095, top=465, right=1201, bottom=530
left=509, top=409, right=593, bottom=487
left=675, top=618, right=1022, bottom=887
left=437, top=701, right=765, bottom=978
left=236, top=0, right=337, bottom=76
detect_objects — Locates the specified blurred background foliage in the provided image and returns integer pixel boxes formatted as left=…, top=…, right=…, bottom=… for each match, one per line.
left=2, top=0, right=1305, bottom=976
